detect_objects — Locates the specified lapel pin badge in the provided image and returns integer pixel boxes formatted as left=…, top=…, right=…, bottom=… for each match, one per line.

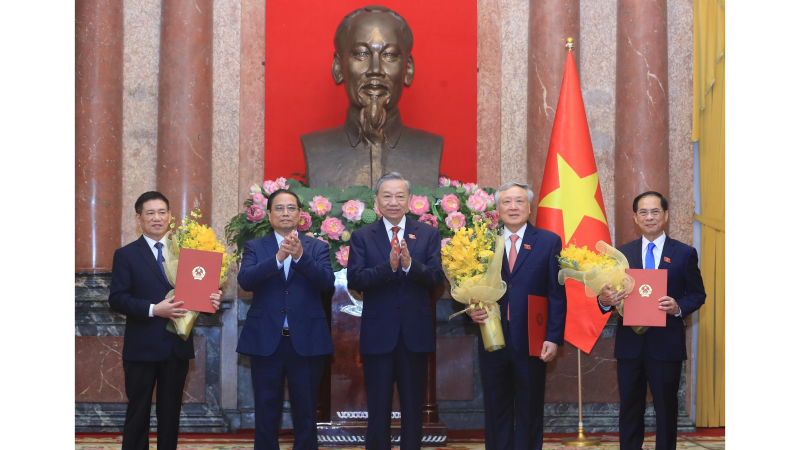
left=664, top=257, right=671, bottom=263
left=408, top=234, right=416, bottom=239
left=524, top=244, right=531, bottom=250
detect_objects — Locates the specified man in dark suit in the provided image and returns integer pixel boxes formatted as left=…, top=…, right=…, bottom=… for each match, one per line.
left=347, top=172, right=445, bottom=450
left=467, top=181, right=567, bottom=450
left=237, top=189, right=335, bottom=450
left=598, top=191, right=705, bottom=450
left=109, top=191, right=221, bottom=450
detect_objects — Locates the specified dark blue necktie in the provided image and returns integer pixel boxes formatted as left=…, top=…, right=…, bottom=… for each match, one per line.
left=645, top=242, right=656, bottom=270
left=154, top=242, right=169, bottom=282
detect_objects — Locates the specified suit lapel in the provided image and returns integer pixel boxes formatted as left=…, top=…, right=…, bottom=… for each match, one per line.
left=510, top=225, right=536, bottom=277
left=658, top=236, right=676, bottom=270
left=630, top=237, right=644, bottom=269
left=371, top=219, right=393, bottom=254
left=135, top=236, right=172, bottom=289
left=262, top=233, right=288, bottom=285
left=404, top=220, right=419, bottom=257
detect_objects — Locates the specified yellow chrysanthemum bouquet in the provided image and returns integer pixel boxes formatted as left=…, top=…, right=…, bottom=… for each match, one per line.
left=557, top=241, right=645, bottom=334
left=442, top=220, right=507, bottom=351
left=163, top=207, right=235, bottom=340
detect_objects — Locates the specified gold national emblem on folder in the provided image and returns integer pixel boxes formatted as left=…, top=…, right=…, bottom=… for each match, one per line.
left=638, top=284, right=652, bottom=297
left=192, top=266, right=206, bottom=280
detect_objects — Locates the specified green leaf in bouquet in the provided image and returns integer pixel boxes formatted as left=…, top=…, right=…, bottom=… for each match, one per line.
left=312, top=186, right=345, bottom=202
left=432, top=186, right=457, bottom=198
left=409, top=185, right=433, bottom=197
left=338, top=185, right=375, bottom=203
left=292, top=186, right=314, bottom=207
left=287, top=176, right=306, bottom=189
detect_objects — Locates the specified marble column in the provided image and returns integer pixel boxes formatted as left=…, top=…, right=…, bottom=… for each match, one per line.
left=527, top=0, right=580, bottom=223
left=156, top=0, right=214, bottom=223
left=75, top=0, right=124, bottom=272
left=614, top=0, right=670, bottom=244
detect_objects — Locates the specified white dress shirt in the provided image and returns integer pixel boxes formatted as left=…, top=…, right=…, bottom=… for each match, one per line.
left=275, top=231, right=302, bottom=328
left=642, top=232, right=666, bottom=269
left=503, top=223, right=527, bottom=260
left=143, top=234, right=170, bottom=318
left=383, top=216, right=411, bottom=273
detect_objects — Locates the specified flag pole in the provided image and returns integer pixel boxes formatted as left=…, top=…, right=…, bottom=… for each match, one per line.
left=560, top=39, right=602, bottom=447
left=562, top=347, right=600, bottom=446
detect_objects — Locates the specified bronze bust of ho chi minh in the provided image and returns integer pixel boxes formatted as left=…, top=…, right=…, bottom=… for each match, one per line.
left=301, top=5, right=443, bottom=189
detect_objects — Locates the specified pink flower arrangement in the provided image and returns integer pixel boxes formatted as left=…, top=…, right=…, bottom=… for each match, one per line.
left=441, top=194, right=460, bottom=213
left=473, top=188, right=490, bottom=201
left=450, top=180, right=462, bottom=188
left=342, top=199, right=366, bottom=222
left=467, top=193, right=487, bottom=213
left=263, top=180, right=280, bottom=195
left=409, top=195, right=430, bottom=215
left=445, top=212, right=467, bottom=230
left=246, top=205, right=265, bottom=222
left=438, top=177, right=450, bottom=187
left=373, top=202, right=383, bottom=218
left=418, top=213, right=438, bottom=228
left=462, top=182, right=477, bottom=193
left=321, top=216, right=345, bottom=240
left=297, top=212, right=312, bottom=231
left=309, top=195, right=332, bottom=216
left=253, top=192, right=265, bottom=205
left=335, top=246, right=350, bottom=268
left=305, top=232, right=315, bottom=238
left=275, top=177, right=289, bottom=189
left=441, top=238, right=452, bottom=248
left=484, top=210, right=500, bottom=229
left=249, top=183, right=262, bottom=196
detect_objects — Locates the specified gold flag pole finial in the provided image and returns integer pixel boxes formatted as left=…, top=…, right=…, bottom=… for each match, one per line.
left=566, top=37, right=575, bottom=50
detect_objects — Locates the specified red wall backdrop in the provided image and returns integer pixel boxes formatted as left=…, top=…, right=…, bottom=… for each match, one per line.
left=264, top=0, right=477, bottom=184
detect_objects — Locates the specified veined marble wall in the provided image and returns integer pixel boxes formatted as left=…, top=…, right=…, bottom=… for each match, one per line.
left=83, top=0, right=696, bottom=433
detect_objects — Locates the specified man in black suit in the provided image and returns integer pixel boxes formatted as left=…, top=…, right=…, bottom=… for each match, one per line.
left=466, top=182, right=567, bottom=450
left=347, top=172, right=445, bottom=450
left=237, top=189, right=335, bottom=450
left=109, top=192, right=221, bottom=450
left=598, top=191, right=706, bottom=450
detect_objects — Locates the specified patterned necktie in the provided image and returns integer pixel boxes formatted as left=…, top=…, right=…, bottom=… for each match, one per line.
left=154, top=242, right=168, bottom=283
left=645, top=242, right=656, bottom=270
left=507, top=234, right=519, bottom=322
left=391, top=226, right=401, bottom=255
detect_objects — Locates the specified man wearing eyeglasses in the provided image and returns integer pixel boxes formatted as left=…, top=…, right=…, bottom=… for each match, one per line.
left=109, top=192, right=222, bottom=450
left=237, top=189, right=335, bottom=450
left=597, top=191, right=706, bottom=450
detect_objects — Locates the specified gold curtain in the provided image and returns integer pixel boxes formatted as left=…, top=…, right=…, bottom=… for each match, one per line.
left=692, top=0, right=724, bottom=428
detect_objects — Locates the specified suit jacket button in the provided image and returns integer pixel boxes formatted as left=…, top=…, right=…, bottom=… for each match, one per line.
left=285, top=291, right=289, bottom=295
left=397, top=306, right=401, bottom=310
left=282, top=309, right=286, bottom=313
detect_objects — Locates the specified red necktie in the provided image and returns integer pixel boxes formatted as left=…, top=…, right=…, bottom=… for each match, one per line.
left=391, top=226, right=401, bottom=255
left=507, top=234, right=519, bottom=321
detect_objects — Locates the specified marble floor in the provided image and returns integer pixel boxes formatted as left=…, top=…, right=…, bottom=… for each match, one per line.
left=75, top=432, right=725, bottom=449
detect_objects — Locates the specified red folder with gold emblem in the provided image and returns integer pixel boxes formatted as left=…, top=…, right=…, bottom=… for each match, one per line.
left=528, top=295, right=548, bottom=357
left=622, top=269, right=667, bottom=327
left=174, top=248, right=222, bottom=313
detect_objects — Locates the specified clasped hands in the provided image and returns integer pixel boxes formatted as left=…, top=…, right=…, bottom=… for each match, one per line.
left=598, top=284, right=680, bottom=316
left=154, top=290, right=222, bottom=323
left=465, top=298, right=557, bottom=362
left=389, top=239, right=411, bottom=272
left=277, top=231, right=303, bottom=263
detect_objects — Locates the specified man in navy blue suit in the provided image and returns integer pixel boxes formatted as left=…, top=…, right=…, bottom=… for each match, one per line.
left=347, top=172, right=445, bottom=450
left=466, top=181, right=567, bottom=450
left=237, top=189, right=335, bottom=450
left=598, top=191, right=705, bottom=450
left=109, top=192, right=221, bottom=450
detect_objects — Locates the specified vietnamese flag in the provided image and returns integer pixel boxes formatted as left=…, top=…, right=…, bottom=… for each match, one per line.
left=535, top=49, right=611, bottom=354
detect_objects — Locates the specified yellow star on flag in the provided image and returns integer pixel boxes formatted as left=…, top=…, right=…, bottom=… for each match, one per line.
left=538, top=153, right=607, bottom=242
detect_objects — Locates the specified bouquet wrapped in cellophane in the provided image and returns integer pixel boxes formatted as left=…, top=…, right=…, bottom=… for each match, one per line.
left=442, top=220, right=507, bottom=351
left=164, top=207, right=234, bottom=340
left=557, top=240, right=647, bottom=334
